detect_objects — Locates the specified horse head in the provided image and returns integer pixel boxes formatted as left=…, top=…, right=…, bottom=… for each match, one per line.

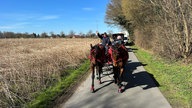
left=111, top=44, right=122, bottom=67
left=111, top=43, right=128, bottom=67
left=89, top=44, right=105, bottom=65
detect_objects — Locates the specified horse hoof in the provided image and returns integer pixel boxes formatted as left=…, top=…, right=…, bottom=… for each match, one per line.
left=114, top=80, right=117, bottom=84
left=98, top=80, right=102, bottom=84
left=91, top=90, right=95, bottom=93
left=91, top=87, right=95, bottom=93
left=118, top=88, right=122, bottom=93
left=91, top=88, right=95, bottom=93
left=113, top=79, right=117, bottom=84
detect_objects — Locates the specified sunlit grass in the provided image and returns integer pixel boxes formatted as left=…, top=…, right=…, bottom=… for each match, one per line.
left=28, top=60, right=90, bottom=108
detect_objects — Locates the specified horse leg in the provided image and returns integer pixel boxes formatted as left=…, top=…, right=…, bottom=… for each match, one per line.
left=91, top=65, right=95, bottom=93
left=95, top=66, right=99, bottom=80
left=113, top=66, right=118, bottom=84
left=118, top=68, right=124, bottom=93
left=119, top=68, right=124, bottom=83
left=117, top=68, right=121, bottom=86
left=98, top=66, right=102, bottom=84
left=95, top=66, right=101, bottom=84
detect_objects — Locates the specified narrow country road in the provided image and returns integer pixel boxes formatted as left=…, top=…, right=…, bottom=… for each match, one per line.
left=60, top=47, right=172, bottom=108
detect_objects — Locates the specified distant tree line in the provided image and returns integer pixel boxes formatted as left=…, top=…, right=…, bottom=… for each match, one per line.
left=106, top=0, right=192, bottom=60
left=0, top=30, right=102, bottom=39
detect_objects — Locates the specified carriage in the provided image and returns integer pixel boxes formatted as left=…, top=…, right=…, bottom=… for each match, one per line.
left=89, top=33, right=129, bottom=93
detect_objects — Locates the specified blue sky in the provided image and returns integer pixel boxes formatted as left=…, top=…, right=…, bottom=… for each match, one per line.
left=0, top=0, right=120, bottom=34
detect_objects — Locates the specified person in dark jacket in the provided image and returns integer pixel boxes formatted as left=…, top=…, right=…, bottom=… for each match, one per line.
left=96, top=32, right=111, bottom=46
left=96, top=31, right=111, bottom=55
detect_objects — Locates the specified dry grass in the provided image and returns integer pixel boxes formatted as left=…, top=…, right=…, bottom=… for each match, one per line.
left=0, top=38, right=99, bottom=107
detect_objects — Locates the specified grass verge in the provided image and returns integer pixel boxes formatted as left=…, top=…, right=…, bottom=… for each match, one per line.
left=131, top=46, right=192, bottom=108
left=27, top=60, right=90, bottom=108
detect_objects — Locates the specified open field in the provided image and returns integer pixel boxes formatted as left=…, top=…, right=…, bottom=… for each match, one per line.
left=0, top=38, right=99, bottom=107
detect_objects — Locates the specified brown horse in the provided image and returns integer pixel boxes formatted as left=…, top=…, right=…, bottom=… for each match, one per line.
left=89, top=44, right=105, bottom=93
left=110, top=43, right=128, bottom=93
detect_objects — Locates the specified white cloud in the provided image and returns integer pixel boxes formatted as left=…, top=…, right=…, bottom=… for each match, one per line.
left=0, top=22, right=30, bottom=29
left=0, top=13, right=37, bottom=21
left=0, top=26, right=14, bottom=29
left=82, top=7, right=94, bottom=11
left=72, top=17, right=88, bottom=21
left=0, top=13, right=60, bottom=21
left=37, top=15, right=59, bottom=20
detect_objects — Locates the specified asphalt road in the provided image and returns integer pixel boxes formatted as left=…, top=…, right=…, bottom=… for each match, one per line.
left=60, top=47, right=172, bottom=108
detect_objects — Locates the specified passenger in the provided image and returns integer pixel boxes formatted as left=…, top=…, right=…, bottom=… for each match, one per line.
left=115, top=35, right=124, bottom=45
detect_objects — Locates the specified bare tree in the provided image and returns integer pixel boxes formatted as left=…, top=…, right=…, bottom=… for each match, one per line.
left=105, top=0, right=132, bottom=35
left=147, top=0, right=192, bottom=59
left=68, top=30, right=75, bottom=37
left=108, top=0, right=192, bottom=59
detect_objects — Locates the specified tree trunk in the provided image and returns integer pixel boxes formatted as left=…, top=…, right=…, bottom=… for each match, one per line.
left=177, top=0, right=190, bottom=58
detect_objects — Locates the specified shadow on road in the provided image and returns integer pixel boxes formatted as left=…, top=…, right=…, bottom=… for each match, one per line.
left=122, top=61, right=160, bottom=92
left=92, top=47, right=160, bottom=93
left=93, top=60, right=160, bottom=93
left=94, top=67, right=114, bottom=92
left=127, top=47, right=138, bottom=52
left=94, top=81, right=114, bottom=92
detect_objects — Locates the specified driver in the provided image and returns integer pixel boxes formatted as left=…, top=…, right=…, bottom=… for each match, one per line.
left=96, top=31, right=111, bottom=55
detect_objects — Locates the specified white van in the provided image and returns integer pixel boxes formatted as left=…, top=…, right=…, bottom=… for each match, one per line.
left=123, top=36, right=128, bottom=45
